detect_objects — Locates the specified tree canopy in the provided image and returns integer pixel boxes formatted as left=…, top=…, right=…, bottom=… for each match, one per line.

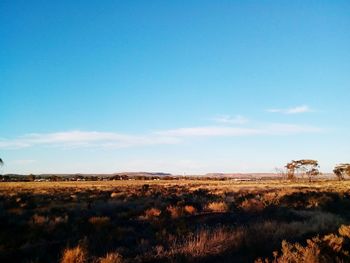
left=333, top=164, right=350, bottom=180
left=285, top=159, right=320, bottom=181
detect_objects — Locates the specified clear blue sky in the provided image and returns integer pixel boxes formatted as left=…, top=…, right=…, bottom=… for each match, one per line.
left=1, top=0, right=349, bottom=174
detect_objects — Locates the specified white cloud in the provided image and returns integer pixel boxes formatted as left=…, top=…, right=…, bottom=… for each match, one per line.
left=0, top=131, right=180, bottom=150
left=213, top=115, right=249, bottom=124
left=0, top=123, right=323, bottom=150
left=267, top=105, right=312, bottom=114
left=157, top=124, right=322, bottom=137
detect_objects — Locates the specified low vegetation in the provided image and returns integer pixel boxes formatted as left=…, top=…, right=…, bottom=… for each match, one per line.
left=0, top=179, right=350, bottom=262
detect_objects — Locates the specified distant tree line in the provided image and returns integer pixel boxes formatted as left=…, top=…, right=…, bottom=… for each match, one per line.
left=284, top=159, right=350, bottom=182
left=1, top=157, right=350, bottom=182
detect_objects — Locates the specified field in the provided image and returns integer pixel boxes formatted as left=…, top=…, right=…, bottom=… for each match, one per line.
left=1, top=179, right=350, bottom=263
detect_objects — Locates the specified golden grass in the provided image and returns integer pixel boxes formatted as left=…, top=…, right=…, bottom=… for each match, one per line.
left=61, top=244, right=87, bottom=263
left=98, top=252, right=123, bottom=263
left=1, top=179, right=350, bottom=262
left=205, top=201, right=228, bottom=212
left=165, top=227, right=245, bottom=258
left=139, top=208, right=161, bottom=220
left=2, top=179, right=350, bottom=195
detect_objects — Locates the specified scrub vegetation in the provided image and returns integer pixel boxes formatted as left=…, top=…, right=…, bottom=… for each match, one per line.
left=1, top=179, right=350, bottom=262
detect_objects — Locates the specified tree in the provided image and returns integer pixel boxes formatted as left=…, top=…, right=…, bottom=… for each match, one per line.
left=0, top=158, right=3, bottom=175
left=333, top=164, right=350, bottom=180
left=285, top=159, right=320, bottom=182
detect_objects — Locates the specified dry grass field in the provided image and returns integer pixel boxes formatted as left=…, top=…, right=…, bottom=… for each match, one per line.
left=1, top=179, right=350, bottom=262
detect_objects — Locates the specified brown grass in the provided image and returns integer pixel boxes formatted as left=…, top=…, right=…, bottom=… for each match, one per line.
left=139, top=207, right=161, bottom=220
left=1, top=179, right=350, bottom=262
left=88, top=216, right=110, bottom=226
left=163, top=227, right=245, bottom=258
left=205, top=201, right=228, bottom=213
left=98, top=252, right=123, bottom=263
left=61, top=244, right=87, bottom=263
left=184, top=205, right=197, bottom=215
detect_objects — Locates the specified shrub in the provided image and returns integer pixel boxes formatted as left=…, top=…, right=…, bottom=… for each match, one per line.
left=258, top=224, right=350, bottom=263
left=88, top=216, right=110, bottom=226
left=239, top=198, right=264, bottom=213
left=110, top=192, right=119, bottom=198
left=166, top=205, right=182, bottom=218
left=338, top=225, right=350, bottom=238
left=31, top=214, right=49, bottom=225
left=163, top=227, right=245, bottom=259
left=184, top=205, right=197, bottom=215
left=99, top=252, right=123, bottom=263
left=61, top=244, right=87, bottom=263
left=205, top=201, right=228, bottom=213
left=139, top=208, right=161, bottom=220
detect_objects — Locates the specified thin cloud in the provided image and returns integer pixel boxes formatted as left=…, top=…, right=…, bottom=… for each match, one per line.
left=0, top=131, right=180, bottom=150
left=267, top=105, right=312, bottom=114
left=213, top=115, right=249, bottom=125
left=157, top=124, right=322, bottom=137
left=0, top=123, right=323, bottom=150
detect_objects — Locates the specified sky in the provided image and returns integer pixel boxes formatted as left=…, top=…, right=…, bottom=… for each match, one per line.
left=1, top=0, right=350, bottom=174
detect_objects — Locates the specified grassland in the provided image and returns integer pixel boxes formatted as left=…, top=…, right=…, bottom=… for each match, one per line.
left=1, top=179, right=350, bottom=262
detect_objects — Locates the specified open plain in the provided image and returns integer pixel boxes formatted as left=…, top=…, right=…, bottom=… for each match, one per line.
left=1, top=179, right=350, bottom=262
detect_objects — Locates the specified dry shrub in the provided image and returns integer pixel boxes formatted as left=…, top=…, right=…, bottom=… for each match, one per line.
left=99, top=252, right=123, bottom=263
left=247, top=211, right=343, bottom=251
left=323, top=234, right=344, bottom=252
left=205, top=201, right=228, bottom=213
left=184, top=205, right=197, bottom=215
left=139, top=208, right=161, bottom=220
left=88, top=216, right=110, bottom=226
left=239, top=198, right=265, bottom=213
left=338, top=225, right=350, bottom=238
left=110, top=192, right=119, bottom=198
left=261, top=192, right=279, bottom=206
left=52, top=215, right=69, bottom=224
left=278, top=239, right=321, bottom=263
left=166, top=205, right=182, bottom=218
left=32, top=214, right=49, bottom=225
left=258, top=224, right=350, bottom=263
left=165, top=227, right=245, bottom=258
left=61, top=244, right=87, bottom=263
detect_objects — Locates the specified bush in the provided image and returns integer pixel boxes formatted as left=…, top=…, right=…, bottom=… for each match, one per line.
left=205, top=201, right=228, bottom=213
left=61, top=244, right=87, bottom=263
left=99, top=252, right=123, bottom=263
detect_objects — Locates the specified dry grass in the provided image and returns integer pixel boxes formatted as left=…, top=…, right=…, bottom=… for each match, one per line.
left=338, top=225, right=350, bottom=238
left=165, top=227, right=245, bottom=258
left=257, top=224, right=350, bottom=263
left=166, top=205, right=182, bottom=218
left=1, top=179, right=350, bottom=262
left=61, top=245, right=87, bottom=263
left=88, top=216, right=110, bottom=226
left=184, top=205, right=197, bottom=215
left=139, top=207, right=162, bottom=220
left=98, top=252, right=123, bottom=263
left=205, top=201, right=228, bottom=212
left=31, top=214, right=49, bottom=225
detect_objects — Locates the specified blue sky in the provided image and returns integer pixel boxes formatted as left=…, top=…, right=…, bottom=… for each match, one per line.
left=1, top=1, right=349, bottom=174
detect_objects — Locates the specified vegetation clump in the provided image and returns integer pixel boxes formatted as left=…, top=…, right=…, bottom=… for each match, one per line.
left=333, top=163, right=350, bottom=180
left=286, top=159, right=320, bottom=181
